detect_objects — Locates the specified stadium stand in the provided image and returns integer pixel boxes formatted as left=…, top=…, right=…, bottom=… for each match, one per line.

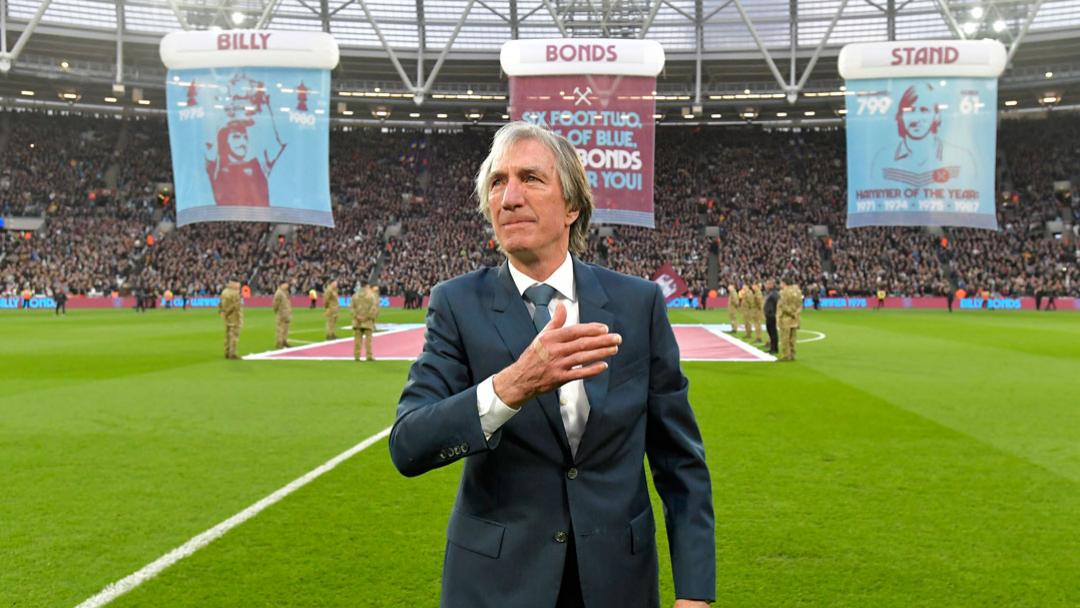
left=2, top=109, right=1078, bottom=300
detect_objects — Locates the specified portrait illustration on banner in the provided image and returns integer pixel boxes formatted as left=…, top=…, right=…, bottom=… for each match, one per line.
left=869, top=81, right=978, bottom=189
left=162, top=29, right=338, bottom=227
left=203, top=73, right=287, bottom=207
left=839, top=39, right=1005, bottom=229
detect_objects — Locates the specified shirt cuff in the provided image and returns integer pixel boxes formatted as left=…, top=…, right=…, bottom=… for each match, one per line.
left=477, top=375, right=520, bottom=441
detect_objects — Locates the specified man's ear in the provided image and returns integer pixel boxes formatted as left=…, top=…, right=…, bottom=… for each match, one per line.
left=565, top=207, right=580, bottom=227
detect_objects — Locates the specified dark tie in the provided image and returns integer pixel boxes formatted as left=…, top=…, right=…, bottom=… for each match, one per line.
left=523, top=284, right=557, bottom=333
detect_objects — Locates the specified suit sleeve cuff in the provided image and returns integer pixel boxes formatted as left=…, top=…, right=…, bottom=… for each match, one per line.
left=477, top=375, right=519, bottom=441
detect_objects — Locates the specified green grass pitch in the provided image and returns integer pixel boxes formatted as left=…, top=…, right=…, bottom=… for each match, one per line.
left=2, top=306, right=1079, bottom=606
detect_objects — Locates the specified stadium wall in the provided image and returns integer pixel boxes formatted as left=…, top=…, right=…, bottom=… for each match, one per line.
left=688, top=296, right=1078, bottom=311
left=0, top=295, right=404, bottom=309
left=3, top=296, right=1079, bottom=311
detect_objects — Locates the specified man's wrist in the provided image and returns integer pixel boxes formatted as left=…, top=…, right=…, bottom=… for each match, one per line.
left=492, top=367, right=527, bottom=409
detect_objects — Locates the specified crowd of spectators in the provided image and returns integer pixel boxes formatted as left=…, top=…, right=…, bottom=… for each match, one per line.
left=133, top=222, right=270, bottom=297
left=2, top=109, right=1078, bottom=301
left=0, top=112, right=117, bottom=217
left=1, top=210, right=151, bottom=296
left=378, top=130, right=502, bottom=297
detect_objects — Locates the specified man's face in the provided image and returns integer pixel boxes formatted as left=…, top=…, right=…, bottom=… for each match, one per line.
left=226, top=131, right=249, bottom=159
left=903, top=100, right=936, bottom=140
left=488, top=138, right=578, bottom=266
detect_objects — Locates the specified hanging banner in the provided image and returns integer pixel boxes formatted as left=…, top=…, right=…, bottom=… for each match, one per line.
left=839, top=40, right=1006, bottom=230
left=501, top=39, right=664, bottom=228
left=160, top=31, right=339, bottom=227
left=651, top=262, right=689, bottom=302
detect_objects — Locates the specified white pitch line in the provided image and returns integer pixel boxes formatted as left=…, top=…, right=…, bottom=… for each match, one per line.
left=797, top=330, right=827, bottom=343
left=287, top=323, right=422, bottom=336
left=243, top=325, right=423, bottom=361
left=74, top=426, right=393, bottom=608
left=243, top=337, right=354, bottom=360
left=256, top=356, right=414, bottom=362
left=700, top=324, right=776, bottom=362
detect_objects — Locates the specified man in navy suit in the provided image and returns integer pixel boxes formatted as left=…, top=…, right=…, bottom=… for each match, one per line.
left=389, top=122, right=715, bottom=607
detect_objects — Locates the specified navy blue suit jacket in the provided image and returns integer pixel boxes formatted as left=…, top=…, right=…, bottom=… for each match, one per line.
left=389, top=258, right=715, bottom=607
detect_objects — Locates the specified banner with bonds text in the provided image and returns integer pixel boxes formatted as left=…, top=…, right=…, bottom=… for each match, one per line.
left=839, top=40, right=1006, bottom=230
left=501, top=40, right=665, bottom=228
left=160, top=31, right=339, bottom=227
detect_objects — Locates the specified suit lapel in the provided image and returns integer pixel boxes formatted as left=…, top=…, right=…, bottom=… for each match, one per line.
left=573, top=259, right=614, bottom=461
left=488, top=261, right=571, bottom=458
left=488, top=262, right=533, bottom=361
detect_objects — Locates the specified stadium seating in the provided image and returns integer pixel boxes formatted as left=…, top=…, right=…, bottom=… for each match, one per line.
left=2, top=110, right=1077, bottom=299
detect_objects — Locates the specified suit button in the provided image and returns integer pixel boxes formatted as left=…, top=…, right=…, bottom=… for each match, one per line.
left=554, top=531, right=568, bottom=543
left=566, top=467, right=578, bottom=480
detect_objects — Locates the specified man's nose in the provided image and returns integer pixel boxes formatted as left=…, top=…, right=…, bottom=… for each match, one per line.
left=501, top=178, right=524, bottom=208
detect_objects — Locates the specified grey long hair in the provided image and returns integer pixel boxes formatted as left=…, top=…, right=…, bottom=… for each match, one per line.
left=475, top=121, right=594, bottom=256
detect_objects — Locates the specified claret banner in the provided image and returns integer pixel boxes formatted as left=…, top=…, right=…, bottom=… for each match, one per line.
left=160, top=31, right=339, bottom=227
left=501, top=39, right=665, bottom=228
left=651, top=262, right=689, bottom=302
left=839, top=40, right=1006, bottom=230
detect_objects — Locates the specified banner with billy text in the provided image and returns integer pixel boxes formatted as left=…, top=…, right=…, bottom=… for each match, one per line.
left=160, top=31, right=339, bottom=227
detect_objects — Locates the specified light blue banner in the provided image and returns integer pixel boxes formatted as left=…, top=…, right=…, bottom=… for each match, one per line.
left=1, top=297, right=55, bottom=309
left=158, top=297, right=221, bottom=308
left=802, top=297, right=869, bottom=309
left=959, top=298, right=1022, bottom=310
left=166, top=67, right=333, bottom=227
left=665, top=297, right=700, bottom=309
left=845, top=77, right=998, bottom=230
left=340, top=296, right=391, bottom=307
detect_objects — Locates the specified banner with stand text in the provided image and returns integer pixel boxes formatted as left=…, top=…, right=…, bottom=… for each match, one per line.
left=160, top=31, right=339, bottom=227
left=839, top=40, right=1006, bottom=230
left=501, top=39, right=665, bottom=228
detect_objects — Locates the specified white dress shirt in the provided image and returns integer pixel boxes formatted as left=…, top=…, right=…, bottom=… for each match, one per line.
left=476, top=253, right=591, bottom=457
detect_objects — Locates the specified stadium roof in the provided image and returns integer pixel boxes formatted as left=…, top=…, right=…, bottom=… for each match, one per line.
left=1, top=0, right=1079, bottom=124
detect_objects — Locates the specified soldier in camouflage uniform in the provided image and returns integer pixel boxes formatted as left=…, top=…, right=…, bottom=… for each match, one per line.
left=777, top=276, right=802, bottom=361
left=750, top=282, right=765, bottom=344
left=324, top=280, right=340, bottom=339
left=727, top=283, right=740, bottom=334
left=738, top=283, right=753, bottom=340
left=218, top=280, right=243, bottom=359
left=273, top=281, right=292, bottom=349
left=350, top=282, right=379, bottom=361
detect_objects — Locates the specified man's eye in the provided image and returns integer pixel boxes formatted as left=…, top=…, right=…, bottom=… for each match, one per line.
left=491, top=177, right=505, bottom=186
